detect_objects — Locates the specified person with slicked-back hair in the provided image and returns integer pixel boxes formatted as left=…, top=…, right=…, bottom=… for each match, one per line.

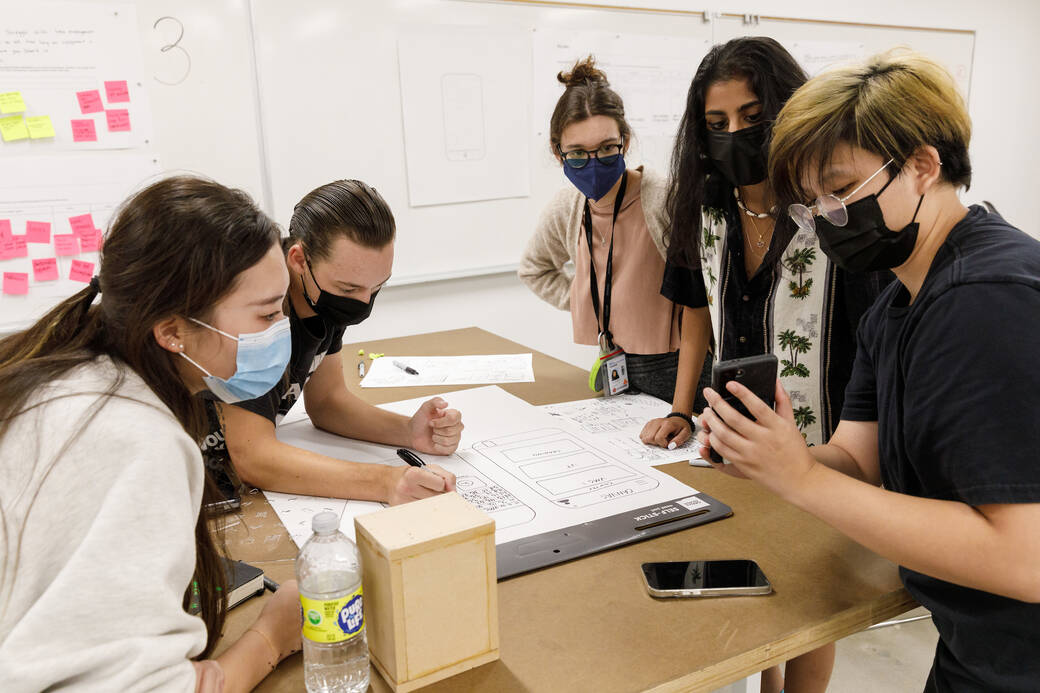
left=697, top=50, right=1040, bottom=692
left=520, top=56, right=703, bottom=403
left=202, top=179, right=462, bottom=505
left=0, top=176, right=303, bottom=691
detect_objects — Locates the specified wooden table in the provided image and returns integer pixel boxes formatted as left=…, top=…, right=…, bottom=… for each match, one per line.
left=216, top=327, right=915, bottom=692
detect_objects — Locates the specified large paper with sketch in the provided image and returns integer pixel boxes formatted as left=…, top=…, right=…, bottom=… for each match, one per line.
left=266, top=387, right=731, bottom=578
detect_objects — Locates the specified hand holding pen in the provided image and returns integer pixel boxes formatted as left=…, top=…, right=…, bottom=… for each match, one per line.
left=386, top=447, right=457, bottom=505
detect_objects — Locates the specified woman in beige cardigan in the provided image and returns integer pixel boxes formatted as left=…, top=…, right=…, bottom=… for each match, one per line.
left=519, top=56, right=710, bottom=404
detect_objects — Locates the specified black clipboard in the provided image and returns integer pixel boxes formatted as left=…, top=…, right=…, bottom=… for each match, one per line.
left=496, top=491, right=732, bottom=579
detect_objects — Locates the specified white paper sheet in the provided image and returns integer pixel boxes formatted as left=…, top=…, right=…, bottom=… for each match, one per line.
left=359, top=354, right=534, bottom=388
left=397, top=26, right=530, bottom=206
left=541, top=393, right=709, bottom=467
left=0, top=2, right=155, bottom=153
left=532, top=29, right=710, bottom=169
left=265, top=387, right=703, bottom=548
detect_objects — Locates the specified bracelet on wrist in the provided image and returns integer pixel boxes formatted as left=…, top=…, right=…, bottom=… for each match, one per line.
left=665, top=412, right=694, bottom=429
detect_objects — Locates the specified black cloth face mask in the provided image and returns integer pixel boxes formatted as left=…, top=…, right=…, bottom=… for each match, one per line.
left=815, top=173, right=923, bottom=273
left=302, top=260, right=378, bottom=327
left=706, top=122, right=769, bottom=187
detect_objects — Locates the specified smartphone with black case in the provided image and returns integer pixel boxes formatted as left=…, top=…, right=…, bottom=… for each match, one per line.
left=641, top=559, right=772, bottom=598
left=708, top=354, right=778, bottom=464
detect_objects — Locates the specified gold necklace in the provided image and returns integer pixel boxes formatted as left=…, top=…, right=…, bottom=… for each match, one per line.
left=745, top=212, right=773, bottom=251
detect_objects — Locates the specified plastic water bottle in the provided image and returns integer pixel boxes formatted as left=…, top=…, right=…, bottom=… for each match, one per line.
left=297, top=511, right=369, bottom=693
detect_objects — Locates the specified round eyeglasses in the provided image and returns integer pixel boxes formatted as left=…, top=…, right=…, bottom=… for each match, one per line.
left=788, top=158, right=894, bottom=233
left=558, top=139, right=625, bottom=170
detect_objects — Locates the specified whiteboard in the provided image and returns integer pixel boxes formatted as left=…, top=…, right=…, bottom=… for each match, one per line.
left=714, top=14, right=974, bottom=98
left=0, top=0, right=267, bottom=333
left=1, top=1, right=977, bottom=332
left=249, top=0, right=714, bottom=284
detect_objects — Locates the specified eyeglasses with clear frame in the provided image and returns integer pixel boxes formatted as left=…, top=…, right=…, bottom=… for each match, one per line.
left=558, top=138, right=625, bottom=169
left=788, top=158, right=895, bottom=233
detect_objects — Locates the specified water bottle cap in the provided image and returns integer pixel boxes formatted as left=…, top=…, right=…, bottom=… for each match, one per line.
left=311, top=511, right=339, bottom=534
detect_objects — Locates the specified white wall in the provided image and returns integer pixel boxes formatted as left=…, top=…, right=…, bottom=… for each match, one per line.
left=356, top=0, right=1040, bottom=370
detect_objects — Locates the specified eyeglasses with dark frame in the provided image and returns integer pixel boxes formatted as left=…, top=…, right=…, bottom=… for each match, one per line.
left=557, top=138, right=625, bottom=170
left=788, top=158, right=895, bottom=233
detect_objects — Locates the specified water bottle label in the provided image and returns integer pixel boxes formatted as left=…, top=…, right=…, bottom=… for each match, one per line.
left=300, top=586, right=365, bottom=643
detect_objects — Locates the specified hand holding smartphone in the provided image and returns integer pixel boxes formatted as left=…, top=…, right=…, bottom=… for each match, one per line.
left=707, top=354, right=778, bottom=464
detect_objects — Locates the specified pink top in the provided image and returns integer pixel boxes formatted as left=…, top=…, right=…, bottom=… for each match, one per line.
left=569, top=178, right=680, bottom=354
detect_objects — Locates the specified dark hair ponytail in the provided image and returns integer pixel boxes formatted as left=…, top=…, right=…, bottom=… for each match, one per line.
left=549, top=56, right=632, bottom=154
left=0, top=175, right=281, bottom=658
left=288, top=179, right=395, bottom=259
left=667, top=37, right=807, bottom=267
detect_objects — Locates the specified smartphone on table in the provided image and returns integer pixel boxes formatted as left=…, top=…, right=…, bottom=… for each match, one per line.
left=707, top=354, right=778, bottom=464
left=641, top=560, right=772, bottom=598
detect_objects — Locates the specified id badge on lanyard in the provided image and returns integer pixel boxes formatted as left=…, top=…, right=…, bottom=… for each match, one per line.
left=586, top=175, right=629, bottom=397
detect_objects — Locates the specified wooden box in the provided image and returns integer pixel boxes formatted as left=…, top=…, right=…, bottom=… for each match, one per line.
left=354, top=492, right=499, bottom=692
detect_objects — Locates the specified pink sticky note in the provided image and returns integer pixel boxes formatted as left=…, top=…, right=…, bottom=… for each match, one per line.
left=0, top=236, right=27, bottom=259
left=76, top=90, right=103, bottom=114
left=105, top=109, right=131, bottom=132
left=71, top=119, right=97, bottom=142
left=68, top=213, right=96, bottom=236
left=79, top=228, right=102, bottom=253
left=54, top=234, right=79, bottom=256
left=0, top=219, right=10, bottom=241
left=104, top=80, right=130, bottom=103
left=3, top=272, right=29, bottom=295
left=32, top=258, right=59, bottom=281
left=26, top=221, right=51, bottom=243
left=69, top=259, right=94, bottom=283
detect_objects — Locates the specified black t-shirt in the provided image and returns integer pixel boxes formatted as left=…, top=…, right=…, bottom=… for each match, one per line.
left=661, top=187, right=891, bottom=439
left=842, top=205, right=1040, bottom=692
left=200, top=302, right=345, bottom=474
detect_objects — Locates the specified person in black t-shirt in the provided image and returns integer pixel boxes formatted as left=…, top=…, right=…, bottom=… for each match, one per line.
left=697, top=51, right=1040, bottom=692
left=204, top=180, right=462, bottom=505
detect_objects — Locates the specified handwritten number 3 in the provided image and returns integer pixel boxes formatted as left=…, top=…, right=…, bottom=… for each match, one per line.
left=153, top=16, right=191, bottom=86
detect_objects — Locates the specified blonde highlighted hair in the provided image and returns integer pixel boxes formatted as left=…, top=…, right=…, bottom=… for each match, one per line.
left=769, top=49, right=972, bottom=208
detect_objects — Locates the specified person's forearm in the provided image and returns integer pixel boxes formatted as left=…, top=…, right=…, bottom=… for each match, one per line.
left=808, top=442, right=876, bottom=483
left=230, top=435, right=392, bottom=501
left=671, top=308, right=711, bottom=415
left=791, top=463, right=1040, bottom=602
left=213, top=629, right=279, bottom=693
left=309, top=386, right=411, bottom=447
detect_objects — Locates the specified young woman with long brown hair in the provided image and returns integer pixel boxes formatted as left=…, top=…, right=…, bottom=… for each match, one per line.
left=0, top=177, right=302, bottom=691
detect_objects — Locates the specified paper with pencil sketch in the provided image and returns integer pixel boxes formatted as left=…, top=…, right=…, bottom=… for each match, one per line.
left=541, top=393, right=709, bottom=467
left=263, top=386, right=705, bottom=548
left=359, top=353, right=534, bottom=388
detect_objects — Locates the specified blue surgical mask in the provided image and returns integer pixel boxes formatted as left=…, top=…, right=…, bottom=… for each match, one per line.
left=563, top=153, right=627, bottom=201
left=179, top=317, right=292, bottom=403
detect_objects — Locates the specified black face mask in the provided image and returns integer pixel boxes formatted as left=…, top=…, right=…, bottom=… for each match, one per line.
left=815, top=174, right=923, bottom=273
left=706, top=122, right=769, bottom=187
left=302, top=260, right=378, bottom=327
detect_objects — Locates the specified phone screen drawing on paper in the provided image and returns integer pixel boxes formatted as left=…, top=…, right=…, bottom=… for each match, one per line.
left=442, top=454, right=535, bottom=529
left=441, top=73, right=486, bottom=161
left=471, top=428, right=660, bottom=508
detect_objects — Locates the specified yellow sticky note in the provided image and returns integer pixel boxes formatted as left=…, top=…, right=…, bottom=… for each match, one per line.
left=0, top=115, right=29, bottom=142
left=0, top=92, right=26, bottom=114
left=25, top=115, right=55, bottom=139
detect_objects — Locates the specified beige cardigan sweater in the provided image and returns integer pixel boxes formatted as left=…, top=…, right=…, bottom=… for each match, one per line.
left=518, top=166, right=671, bottom=310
